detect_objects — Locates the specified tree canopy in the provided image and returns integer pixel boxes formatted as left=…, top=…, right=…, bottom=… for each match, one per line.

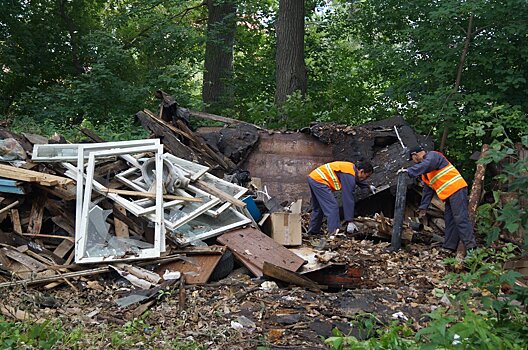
left=0, top=0, right=526, bottom=157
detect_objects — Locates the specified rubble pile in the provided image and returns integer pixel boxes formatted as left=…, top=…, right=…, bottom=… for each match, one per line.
left=3, top=92, right=521, bottom=348
left=1, top=236, right=452, bottom=348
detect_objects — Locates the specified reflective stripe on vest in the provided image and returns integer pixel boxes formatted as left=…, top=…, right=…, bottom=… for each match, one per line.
left=421, top=157, right=467, bottom=200
left=309, top=161, right=356, bottom=191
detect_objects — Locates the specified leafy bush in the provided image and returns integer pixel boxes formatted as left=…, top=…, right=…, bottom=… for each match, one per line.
left=476, top=127, right=528, bottom=248
left=0, top=317, right=75, bottom=350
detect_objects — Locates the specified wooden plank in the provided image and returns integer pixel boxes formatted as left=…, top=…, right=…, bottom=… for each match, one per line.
left=135, top=111, right=196, bottom=160
left=53, top=240, right=74, bottom=259
left=154, top=246, right=225, bottom=284
left=0, top=231, right=64, bottom=265
left=3, top=247, right=49, bottom=272
left=217, top=227, right=305, bottom=276
left=100, top=187, right=202, bottom=202
left=263, top=261, right=324, bottom=292
left=0, top=249, right=11, bottom=270
left=27, top=193, right=47, bottom=234
left=112, top=205, right=150, bottom=236
left=10, top=209, right=22, bottom=234
left=0, top=164, right=73, bottom=187
left=51, top=216, right=75, bottom=236
left=194, top=179, right=246, bottom=209
left=22, top=233, right=74, bottom=242
left=231, top=250, right=263, bottom=277
left=0, top=266, right=110, bottom=288
left=37, top=183, right=77, bottom=201
left=0, top=200, right=19, bottom=215
left=114, top=204, right=129, bottom=238
left=189, top=110, right=265, bottom=130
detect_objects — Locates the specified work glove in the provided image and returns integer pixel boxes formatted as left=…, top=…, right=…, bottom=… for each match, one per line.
left=346, top=222, right=358, bottom=234
left=396, top=168, right=408, bottom=174
left=369, top=185, right=377, bottom=194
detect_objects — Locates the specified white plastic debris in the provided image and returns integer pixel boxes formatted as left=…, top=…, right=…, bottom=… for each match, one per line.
left=260, top=281, right=278, bottom=291
left=231, top=316, right=256, bottom=333
left=163, top=270, right=181, bottom=280
left=391, top=311, right=408, bottom=321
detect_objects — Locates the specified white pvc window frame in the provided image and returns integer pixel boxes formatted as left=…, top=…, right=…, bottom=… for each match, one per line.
left=75, top=144, right=164, bottom=263
left=32, top=139, right=159, bottom=163
left=170, top=207, right=252, bottom=245
left=163, top=153, right=209, bottom=181
left=200, top=172, right=248, bottom=217
left=146, top=184, right=221, bottom=231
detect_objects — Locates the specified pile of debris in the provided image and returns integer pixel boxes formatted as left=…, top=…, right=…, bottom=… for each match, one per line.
left=0, top=92, right=456, bottom=289
left=8, top=92, right=525, bottom=348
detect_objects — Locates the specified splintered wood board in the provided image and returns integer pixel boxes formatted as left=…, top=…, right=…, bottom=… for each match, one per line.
left=154, top=253, right=223, bottom=285
left=217, top=227, right=305, bottom=277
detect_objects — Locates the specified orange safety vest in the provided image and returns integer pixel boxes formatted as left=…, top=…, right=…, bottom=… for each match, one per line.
left=309, top=161, right=356, bottom=191
left=421, top=152, right=467, bottom=200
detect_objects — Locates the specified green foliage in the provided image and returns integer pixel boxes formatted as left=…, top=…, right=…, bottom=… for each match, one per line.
left=0, top=317, right=79, bottom=350
left=417, top=246, right=528, bottom=349
left=325, top=322, right=419, bottom=350
left=0, top=314, right=203, bottom=350
left=475, top=126, right=528, bottom=248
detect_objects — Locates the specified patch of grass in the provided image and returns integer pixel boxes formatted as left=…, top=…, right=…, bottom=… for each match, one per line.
left=0, top=317, right=72, bottom=349
left=0, top=315, right=203, bottom=350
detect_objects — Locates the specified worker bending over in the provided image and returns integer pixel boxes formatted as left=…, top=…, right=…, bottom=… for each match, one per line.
left=307, top=161, right=375, bottom=235
left=400, top=146, right=477, bottom=252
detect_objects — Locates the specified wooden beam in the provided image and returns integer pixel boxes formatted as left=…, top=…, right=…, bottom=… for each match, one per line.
left=114, top=204, right=129, bottom=238
left=9, top=209, right=22, bottom=235
left=53, top=240, right=74, bottom=259
left=194, top=179, right=246, bottom=208
left=0, top=201, right=19, bottom=215
left=263, top=261, right=324, bottom=292
left=28, top=193, right=47, bottom=234
left=189, top=110, right=265, bottom=130
left=99, top=187, right=202, bottom=202
left=0, top=164, right=73, bottom=187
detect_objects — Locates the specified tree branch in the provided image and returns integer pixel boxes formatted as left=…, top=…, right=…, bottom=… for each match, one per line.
left=123, top=2, right=206, bottom=49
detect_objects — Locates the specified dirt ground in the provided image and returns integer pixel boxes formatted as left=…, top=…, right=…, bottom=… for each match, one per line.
left=3, top=234, right=453, bottom=349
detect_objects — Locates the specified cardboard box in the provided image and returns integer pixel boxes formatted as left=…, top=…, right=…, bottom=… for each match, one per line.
left=263, top=199, right=302, bottom=246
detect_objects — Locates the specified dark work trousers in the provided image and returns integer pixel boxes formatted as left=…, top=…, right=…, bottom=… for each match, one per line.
left=443, top=187, right=477, bottom=250
left=307, top=177, right=340, bottom=234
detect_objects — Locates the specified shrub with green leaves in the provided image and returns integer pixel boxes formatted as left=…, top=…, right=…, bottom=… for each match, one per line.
left=476, top=128, right=528, bottom=248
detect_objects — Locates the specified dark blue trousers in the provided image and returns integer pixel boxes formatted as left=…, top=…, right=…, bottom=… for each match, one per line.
left=307, top=177, right=340, bottom=234
left=443, top=187, right=477, bottom=250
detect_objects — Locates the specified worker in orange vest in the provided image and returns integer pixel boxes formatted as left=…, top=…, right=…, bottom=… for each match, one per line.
left=307, top=161, right=375, bottom=235
left=400, top=146, right=477, bottom=252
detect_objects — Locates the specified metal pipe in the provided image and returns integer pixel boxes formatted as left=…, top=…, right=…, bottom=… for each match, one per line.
left=391, top=171, right=408, bottom=251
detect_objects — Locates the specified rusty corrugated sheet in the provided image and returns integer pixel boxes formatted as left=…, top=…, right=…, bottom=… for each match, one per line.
left=242, top=132, right=334, bottom=206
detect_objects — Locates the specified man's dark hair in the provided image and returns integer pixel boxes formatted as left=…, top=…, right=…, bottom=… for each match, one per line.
left=356, top=161, right=373, bottom=174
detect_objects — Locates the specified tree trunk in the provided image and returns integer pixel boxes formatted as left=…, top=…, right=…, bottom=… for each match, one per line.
left=468, top=144, right=489, bottom=224
left=202, top=0, right=237, bottom=114
left=58, top=0, right=84, bottom=75
left=275, top=0, right=307, bottom=107
left=439, top=14, right=474, bottom=152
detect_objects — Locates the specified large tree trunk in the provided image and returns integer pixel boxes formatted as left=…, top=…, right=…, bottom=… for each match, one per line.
left=58, top=0, right=84, bottom=75
left=202, top=0, right=237, bottom=114
left=275, top=0, right=307, bottom=107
